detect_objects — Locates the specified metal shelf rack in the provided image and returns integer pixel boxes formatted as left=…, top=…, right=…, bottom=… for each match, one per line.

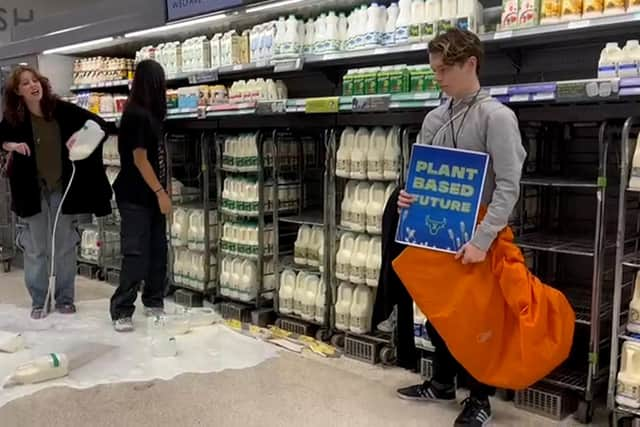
left=607, top=117, right=640, bottom=427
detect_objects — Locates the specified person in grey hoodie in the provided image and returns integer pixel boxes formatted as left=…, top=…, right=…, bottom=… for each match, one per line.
left=395, top=29, right=526, bottom=427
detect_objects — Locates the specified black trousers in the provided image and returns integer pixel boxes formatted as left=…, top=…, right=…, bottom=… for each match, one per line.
left=427, top=321, right=495, bottom=400
left=110, top=202, right=167, bottom=321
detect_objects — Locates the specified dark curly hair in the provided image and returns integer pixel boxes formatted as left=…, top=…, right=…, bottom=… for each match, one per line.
left=428, top=29, right=484, bottom=76
left=3, top=65, right=57, bottom=126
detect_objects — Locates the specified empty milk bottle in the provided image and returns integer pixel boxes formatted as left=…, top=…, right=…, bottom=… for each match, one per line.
left=616, top=341, right=640, bottom=408
left=396, top=0, right=412, bottom=44
left=598, top=42, right=622, bottom=78
left=620, top=40, right=640, bottom=78
left=341, top=181, right=358, bottom=228
left=335, top=282, right=355, bottom=331
left=294, top=272, right=308, bottom=315
left=302, top=274, right=320, bottom=321
left=383, top=127, right=401, bottom=180
left=336, top=233, right=356, bottom=281
left=350, top=234, right=370, bottom=285
left=352, top=182, right=370, bottom=232
left=628, top=273, right=640, bottom=334
left=295, top=225, right=312, bottom=265
left=350, top=285, right=374, bottom=334
left=367, top=127, right=387, bottom=180
left=351, top=127, right=370, bottom=179
left=315, top=277, right=327, bottom=323
left=5, top=353, right=70, bottom=386
left=366, top=183, right=386, bottom=234
left=337, top=127, right=356, bottom=178
left=366, top=237, right=382, bottom=287
left=384, top=3, right=399, bottom=46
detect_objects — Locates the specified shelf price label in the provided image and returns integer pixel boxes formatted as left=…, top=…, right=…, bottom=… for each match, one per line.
left=568, top=20, right=590, bottom=29
left=188, top=70, right=219, bottom=85
left=256, top=100, right=287, bottom=115
left=305, top=97, right=340, bottom=114
left=274, top=58, right=304, bottom=73
left=351, top=95, right=391, bottom=112
left=493, top=30, right=513, bottom=40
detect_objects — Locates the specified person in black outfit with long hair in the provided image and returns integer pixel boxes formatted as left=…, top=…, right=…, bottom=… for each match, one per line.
left=110, top=60, right=171, bottom=332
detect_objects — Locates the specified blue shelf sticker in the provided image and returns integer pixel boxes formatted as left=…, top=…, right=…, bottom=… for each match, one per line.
left=167, top=0, right=242, bottom=21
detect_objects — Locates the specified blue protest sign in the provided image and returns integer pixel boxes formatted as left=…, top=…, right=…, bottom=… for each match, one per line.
left=396, top=145, right=489, bottom=254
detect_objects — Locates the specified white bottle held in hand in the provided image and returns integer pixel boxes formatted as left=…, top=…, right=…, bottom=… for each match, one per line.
left=366, top=237, right=382, bottom=287
left=350, top=234, right=370, bottom=285
left=350, top=285, right=374, bottom=334
left=351, top=127, right=370, bottom=179
left=337, top=127, right=356, bottom=178
left=335, top=282, right=355, bottom=331
left=368, top=127, right=387, bottom=180
left=336, top=233, right=356, bottom=281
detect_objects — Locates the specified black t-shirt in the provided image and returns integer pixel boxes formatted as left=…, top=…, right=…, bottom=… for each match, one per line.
left=113, top=103, right=167, bottom=208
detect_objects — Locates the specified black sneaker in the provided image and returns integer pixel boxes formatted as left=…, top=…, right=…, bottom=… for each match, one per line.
left=454, top=397, right=492, bottom=426
left=397, top=381, right=456, bottom=402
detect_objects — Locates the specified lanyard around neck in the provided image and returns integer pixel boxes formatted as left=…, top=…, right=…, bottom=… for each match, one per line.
left=448, top=89, right=481, bottom=149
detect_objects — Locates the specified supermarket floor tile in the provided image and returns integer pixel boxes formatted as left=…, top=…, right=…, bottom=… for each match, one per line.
left=0, top=270, right=607, bottom=427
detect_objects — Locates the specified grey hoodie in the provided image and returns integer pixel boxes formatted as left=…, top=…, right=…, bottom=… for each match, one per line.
left=417, top=90, right=526, bottom=251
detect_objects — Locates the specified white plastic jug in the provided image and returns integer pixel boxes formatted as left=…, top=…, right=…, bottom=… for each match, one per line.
left=294, top=225, right=312, bottom=265
left=396, top=0, right=412, bottom=43
left=366, top=237, right=383, bottom=287
left=349, top=285, right=374, bottom=334
left=187, top=210, right=201, bottom=249
left=230, top=258, right=243, bottom=300
left=341, top=181, right=358, bottom=228
left=279, top=269, right=296, bottom=315
left=336, top=233, right=356, bottom=281
left=241, top=260, right=258, bottom=302
left=172, top=208, right=189, bottom=246
left=620, top=40, right=640, bottom=78
left=410, top=0, right=425, bottom=43
left=598, top=42, right=622, bottom=79
left=367, top=127, right=386, bottom=180
left=383, top=127, right=402, bottom=180
left=294, top=272, right=307, bottom=315
left=335, top=282, right=355, bottom=331
left=5, top=353, right=70, bottom=386
left=301, top=274, right=320, bottom=321
left=350, top=235, right=370, bottom=285
left=315, top=277, right=327, bottom=324
left=630, top=134, right=640, bottom=191
left=351, top=182, right=370, bottom=232
left=384, top=3, right=399, bottom=46
left=616, top=341, right=640, bottom=408
left=351, top=127, right=370, bottom=179
left=308, top=226, right=324, bottom=268
left=337, top=127, right=356, bottom=178
left=220, top=257, right=232, bottom=295
left=366, top=183, right=386, bottom=234
left=628, top=273, right=640, bottom=334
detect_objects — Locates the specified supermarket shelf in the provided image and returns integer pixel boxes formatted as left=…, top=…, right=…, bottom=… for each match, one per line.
left=278, top=312, right=324, bottom=327
left=541, top=367, right=587, bottom=392
left=220, top=249, right=273, bottom=260
left=70, top=79, right=130, bottom=91
left=615, top=405, right=640, bottom=418
left=563, top=286, right=613, bottom=325
left=520, top=176, right=600, bottom=188
left=515, top=232, right=599, bottom=256
left=279, top=210, right=324, bottom=226
left=337, top=224, right=382, bottom=236
left=280, top=256, right=322, bottom=275
left=622, top=252, right=640, bottom=268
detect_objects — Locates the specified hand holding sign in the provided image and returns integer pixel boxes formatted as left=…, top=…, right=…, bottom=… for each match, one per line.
left=396, top=145, right=489, bottom=254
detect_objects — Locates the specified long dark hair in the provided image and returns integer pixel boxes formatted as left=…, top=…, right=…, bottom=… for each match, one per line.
left=128, top=60, right=166, bottom=121
left=3, top=65, right=58, bottom=126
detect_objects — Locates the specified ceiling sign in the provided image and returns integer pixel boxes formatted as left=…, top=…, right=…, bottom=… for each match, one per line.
left=166, top=0, right=242, bottom=21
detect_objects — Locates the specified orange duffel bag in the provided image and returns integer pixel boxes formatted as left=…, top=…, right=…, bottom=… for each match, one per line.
left=392, top=215, right=576, bottom=390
